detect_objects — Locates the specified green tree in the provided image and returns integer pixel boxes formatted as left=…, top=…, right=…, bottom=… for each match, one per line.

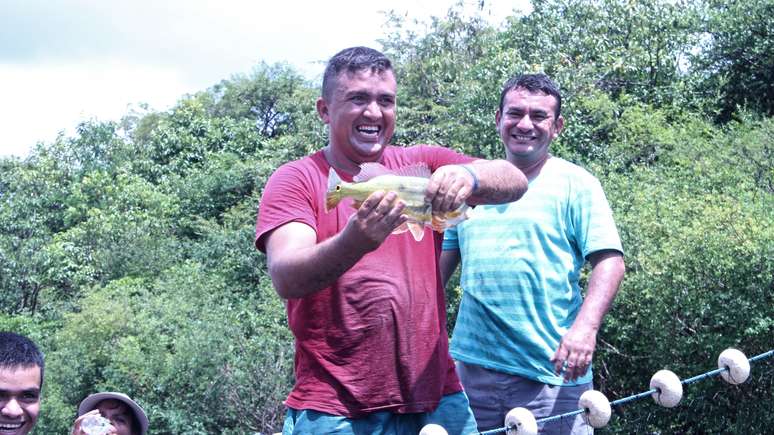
left=0, top=153, right=73, bottom=313
left=691, top=0, right=774, bottom=121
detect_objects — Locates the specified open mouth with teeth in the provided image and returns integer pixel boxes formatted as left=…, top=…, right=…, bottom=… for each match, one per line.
left=0, top=421, right=26, bottom=433
left=511, top=133, right=536, bottom=141
left=356, top=125, right=381, bottom=139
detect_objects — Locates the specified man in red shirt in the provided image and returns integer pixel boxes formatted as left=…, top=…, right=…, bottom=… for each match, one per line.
left=256, top=46, right=527, bottom=434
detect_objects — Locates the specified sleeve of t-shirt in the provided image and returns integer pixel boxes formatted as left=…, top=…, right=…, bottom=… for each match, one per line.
left=255, top=162, right=318, bottom=253
left=570, top=175, right=624, bottom=258
left=442, top=225, right=460, bottom=251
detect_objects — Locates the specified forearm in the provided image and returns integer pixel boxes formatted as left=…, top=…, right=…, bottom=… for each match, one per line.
left=267, top=192, right=405, bottom=299
left=573, top=252, right=625, bottom=332
left=269, top=229, right=371, bottom=299
left=439, top=249, right=461, bottom=286
left=467, top=159, right=528, bottom=205
left=554, top=251, right=624, bottom=380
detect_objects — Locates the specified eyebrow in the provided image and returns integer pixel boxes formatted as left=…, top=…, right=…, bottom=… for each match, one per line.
left=0, top=387, right=40, bottom=395
left=344, top=89, right=395, bottom=98
left=507, top=107, right=550, bottom=115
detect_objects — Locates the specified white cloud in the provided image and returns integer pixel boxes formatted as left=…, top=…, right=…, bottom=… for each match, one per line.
left=0, top=61, right=189, bottom=156
left=0, top=0, right=530, bottom=158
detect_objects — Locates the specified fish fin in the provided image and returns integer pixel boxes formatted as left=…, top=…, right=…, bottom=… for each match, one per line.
left=407, top=222, right=426, bottom=241
left=325, top=168, right=343, bottom=212
left=351, top=200, right=363, bottom=210
left=430, top=215, right=447, bottom=232
left=392, top=163, right=431, bottom=178
left=431, top=204, right=470, bottom=232
left=355, top=162, right=392, bottom=182
left=445, top=204, right=470, bottom=226
left=392, top=222, right=410, bottom=235
left=355, top=162, right=432, bottom=182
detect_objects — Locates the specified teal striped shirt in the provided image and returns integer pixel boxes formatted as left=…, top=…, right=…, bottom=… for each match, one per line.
left=443, top=157, right=623, bottom=386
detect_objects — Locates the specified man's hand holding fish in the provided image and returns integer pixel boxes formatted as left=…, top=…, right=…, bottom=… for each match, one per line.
left=424, top=164, right=478, bottom=213
left=341, top=189, right=407, bottom=251
left=327, top=162, right=483, bottom=242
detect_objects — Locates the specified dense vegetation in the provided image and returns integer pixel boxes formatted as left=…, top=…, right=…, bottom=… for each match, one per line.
left=1, top=1, right=771, bottom=433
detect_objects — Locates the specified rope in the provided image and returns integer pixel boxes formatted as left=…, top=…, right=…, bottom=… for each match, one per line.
left=474, top=349, right=773, bottom=435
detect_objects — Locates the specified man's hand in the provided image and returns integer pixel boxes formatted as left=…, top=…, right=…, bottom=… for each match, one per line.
left=343, top=190, right=407, bottom=251
left=551, top=250, right=624, bottom=381
left=425, top=165, right=476, bottom=213
left=551, top=325, right=597, bottom=382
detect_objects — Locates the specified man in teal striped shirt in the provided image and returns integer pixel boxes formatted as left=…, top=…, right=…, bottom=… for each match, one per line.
left=441, top=74, right=625, bottom=434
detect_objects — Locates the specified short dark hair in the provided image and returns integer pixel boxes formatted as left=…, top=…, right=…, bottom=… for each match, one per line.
left=499, top=73, right=562, bottom=118
left=321, top=46, right=393, bottom=101
left=0, top=332, right=45, bottom=385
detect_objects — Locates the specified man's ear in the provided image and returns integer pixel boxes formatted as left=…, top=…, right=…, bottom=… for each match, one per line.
left=495, top=109, right=502, bottom=127
left=316, top=98, right=330, bottom=124
left=553, top=115, right=565, bottom=138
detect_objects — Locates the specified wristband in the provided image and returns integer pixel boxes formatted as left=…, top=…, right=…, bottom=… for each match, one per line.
left=460, top=165, right=479, bottom=193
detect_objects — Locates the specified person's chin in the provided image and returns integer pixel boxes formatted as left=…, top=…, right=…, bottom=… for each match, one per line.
left=353, top=142, right=385, bottom=159
left=507, top=142, right=535, bottom=155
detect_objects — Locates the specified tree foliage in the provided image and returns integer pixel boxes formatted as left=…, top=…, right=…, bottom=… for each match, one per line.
left=692, top=0, right=774, bottom=121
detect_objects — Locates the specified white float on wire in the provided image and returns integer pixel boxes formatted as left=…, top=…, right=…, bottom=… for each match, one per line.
left=504, top=407, right=538, bottom=435
left=469, top=347, right=770, bottom=435
left=650, top=369, right=683, bottom=407
left=718, top=348, right=751, bottom=385
left=579, top=390, right=612, bottom=428
left=418, top=423, right=448, bottom=435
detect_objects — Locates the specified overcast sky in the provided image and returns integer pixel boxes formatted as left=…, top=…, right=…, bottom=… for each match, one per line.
left=0, top=0, right=530, bottom=158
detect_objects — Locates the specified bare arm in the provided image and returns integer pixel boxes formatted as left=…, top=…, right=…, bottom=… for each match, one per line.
left=426, top=159, right=528, bottom=212
left=552, top=250, right=625, bottom=381
left=439, top=249, right=461, bottom=287
left=468, top=159, right=528, bottom=205
left=266, top=191, right=406, bottom=299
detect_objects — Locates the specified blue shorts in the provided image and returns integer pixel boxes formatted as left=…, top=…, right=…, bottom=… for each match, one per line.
left=282, top=391, right=478, bottom=435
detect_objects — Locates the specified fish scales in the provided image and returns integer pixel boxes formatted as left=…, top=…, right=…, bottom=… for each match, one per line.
left=325, top=163, right=469, bottom=242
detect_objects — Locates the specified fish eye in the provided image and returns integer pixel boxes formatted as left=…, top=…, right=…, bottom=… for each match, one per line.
left=336, top=186, right=341, bottom=191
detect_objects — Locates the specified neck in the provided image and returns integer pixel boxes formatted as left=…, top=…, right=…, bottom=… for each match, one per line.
left=514, top=154, right=550, bottom=180
left=323, top=146, right=360, bottom=175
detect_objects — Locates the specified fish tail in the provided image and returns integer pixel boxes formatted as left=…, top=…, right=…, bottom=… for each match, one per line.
left=326, top=168, right=344, bottom=212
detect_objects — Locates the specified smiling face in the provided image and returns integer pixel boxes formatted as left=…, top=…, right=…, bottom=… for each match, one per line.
left=96, top=399, right=136, bottom=435
left=316, top=68, right=397, bottom=172
left=496, top=87, right=564, bottom=169
left=0, top=366, right=41, bottom=435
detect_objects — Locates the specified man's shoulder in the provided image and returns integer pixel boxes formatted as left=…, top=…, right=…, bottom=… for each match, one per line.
left=269, top=151, right=326, bottom=180
left=546, top=157, right=599, bottom=183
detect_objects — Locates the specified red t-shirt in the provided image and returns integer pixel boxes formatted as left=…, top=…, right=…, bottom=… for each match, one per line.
left=255, top=145, right=474, bottom=417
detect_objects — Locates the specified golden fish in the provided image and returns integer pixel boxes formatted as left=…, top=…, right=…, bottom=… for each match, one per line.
left=325, top=163, right=469, bottom=241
